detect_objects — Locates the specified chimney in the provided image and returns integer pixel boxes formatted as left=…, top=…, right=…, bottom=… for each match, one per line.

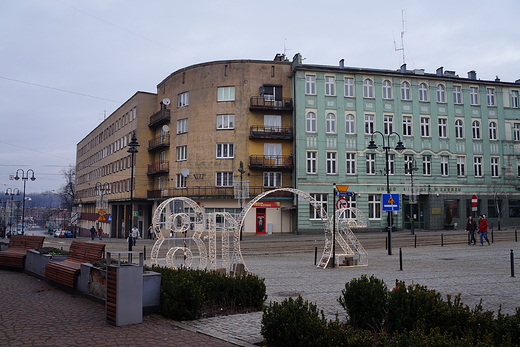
left=468, top=70, right=477, bottom=80
left=436, top=67, right=444, bottom=76
left=339, top=59, right=344, bottom=69
left=400, top=64, right=407, bottom=73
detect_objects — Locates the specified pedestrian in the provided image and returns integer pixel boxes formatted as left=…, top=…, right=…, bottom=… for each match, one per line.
left=90, top=226, right=96, bottom=240
left=478, top=214, right=490, bottom=246
left=98, top=226, right=103, bottom=240
left=465, top=215, right=477, bottom=245
left=131, top=226, right=139, bottom=246
left=148, top=224, right=155, bottom=240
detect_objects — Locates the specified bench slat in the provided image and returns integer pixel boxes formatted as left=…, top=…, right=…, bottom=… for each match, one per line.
left=0, top=235, right=45, bottom=269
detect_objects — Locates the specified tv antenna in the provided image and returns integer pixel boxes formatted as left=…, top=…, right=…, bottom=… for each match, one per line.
left=284, top=38, right=292, bottom=58
left=394, top=10, right=407, bottom=65
left=99, top=110, right=107, bottom=121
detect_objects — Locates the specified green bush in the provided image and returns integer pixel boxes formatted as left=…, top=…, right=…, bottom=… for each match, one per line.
left=36, top=247, right=68, bottom=255
left=338, top=274, right=388, bottom=331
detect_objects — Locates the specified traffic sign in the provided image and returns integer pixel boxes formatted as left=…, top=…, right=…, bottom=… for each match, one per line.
left=335, top=191, right=355, bottom=196
left=335, top=185, right=349, bottom=192
left=336, top=197, right=349, bottom=209
left=471, top=195, right=478, bottom=207
left=382, top=194, right=400, bottom=211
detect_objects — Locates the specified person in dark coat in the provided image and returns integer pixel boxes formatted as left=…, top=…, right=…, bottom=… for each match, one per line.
left=465, top=215, right=477, bottom=245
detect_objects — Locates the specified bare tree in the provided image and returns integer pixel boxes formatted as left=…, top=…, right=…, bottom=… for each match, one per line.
left=58, top=165, right=76, bottom=212
left=492, top=184, right=509, bottom=230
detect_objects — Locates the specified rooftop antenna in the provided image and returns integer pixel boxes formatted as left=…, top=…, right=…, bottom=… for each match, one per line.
left=99, top=110, right=107, bottom=121
left=394, top=10, right=407, bottom=65
left=284, top=38, right=292, bottom=59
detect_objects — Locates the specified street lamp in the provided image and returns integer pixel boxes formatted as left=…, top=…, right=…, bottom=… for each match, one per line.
left=5, top=188, right=20, bottom=236
left=14, top=169, right=36, bottom=235
left=127, top=132, right=139, bottom=250
left=237, top=161, right=246, bottom=241
left=405, top=158, right=419, bottom=235
left=367, top=131, right=405, bottom=255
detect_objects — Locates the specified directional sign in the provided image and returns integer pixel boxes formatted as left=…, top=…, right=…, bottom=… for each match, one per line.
left=382, top=194, right=400, bottom=211
left=336, top=197, right=349, bottom=209
left=336, top=191, right=355, bottom=196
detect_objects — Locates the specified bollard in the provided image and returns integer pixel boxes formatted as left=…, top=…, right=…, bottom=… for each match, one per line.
left=441, top=234, right=444, bottom=247
left=491, top=227, right=494, bottom=243
left=414, top=235, right=417, bottom=248
left=314, top=246, right=318, bottom=266
left=511, top=249, right=515, bottom=277
left=144, top=245, right=146, bottom=260
left=399, top=248, right=403, bottom=271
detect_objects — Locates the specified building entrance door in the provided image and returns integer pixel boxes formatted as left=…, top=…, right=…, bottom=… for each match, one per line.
left=256, top=208, right=266, bottom=233
left=404, top=202, right=424, bottom=230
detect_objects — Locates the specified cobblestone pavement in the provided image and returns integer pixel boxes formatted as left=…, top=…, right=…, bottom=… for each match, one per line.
left=2, top=228, right=520, bottom=345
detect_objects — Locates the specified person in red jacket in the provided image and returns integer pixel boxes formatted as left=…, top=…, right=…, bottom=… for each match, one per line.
left=478, top=214, right=490, bottom=246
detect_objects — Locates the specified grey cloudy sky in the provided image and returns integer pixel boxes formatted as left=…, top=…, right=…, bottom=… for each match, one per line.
left=1, top=0, right=519, bottom=194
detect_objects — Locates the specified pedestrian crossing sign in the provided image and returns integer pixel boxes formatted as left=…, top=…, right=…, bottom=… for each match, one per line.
left=382, top=194, right=400, bottom=211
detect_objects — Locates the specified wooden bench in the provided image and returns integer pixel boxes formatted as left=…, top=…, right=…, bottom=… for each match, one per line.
left=0, top=235, right=45, bottom=269
left=45, top=241, right=105, bottom=288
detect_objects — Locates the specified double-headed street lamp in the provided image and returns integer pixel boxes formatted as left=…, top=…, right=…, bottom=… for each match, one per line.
left=405, top=158, right=419, bottom=235
left=127, top=132, right=139, bottom=251
left=14, top=169, right=36, bottom=235
left=5, top=188, right=20, bottom=235
left=367, top=131, right=405, bottom=255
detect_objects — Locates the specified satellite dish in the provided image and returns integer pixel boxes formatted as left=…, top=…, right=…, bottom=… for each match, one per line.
left=162, top=125, right=170, bottom=132
left=181, top=168, right=190, bottom=177
left=162, top=98, right=171, bottom=105
left=258, top=86, right=265, bottom=94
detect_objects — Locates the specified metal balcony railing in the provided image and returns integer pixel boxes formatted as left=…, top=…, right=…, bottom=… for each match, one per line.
left=249, top=126, right=293, bottom=139
left=148, top=109, right=170, bottom=127
left=147, top=134, right=170, bottom=151
left=249, top=96, right=293, bottom=111
left=249, top=155, right=293, bottom=169
left=147, top=160, right=169, bottom=175
left=147, top=186, right=294, bottom=199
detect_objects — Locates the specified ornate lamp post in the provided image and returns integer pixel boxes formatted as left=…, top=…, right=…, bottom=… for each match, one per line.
left=367, top=131, right=405, bottom=255
left=405, top=158, right=419, bottom=235
left=237, top=161, right=246, bottom=241
left=5, top=188, right=20, bottom=236
left=14, top=169, right=36, bottom=235
left=127, top=132, right=139, bottom=250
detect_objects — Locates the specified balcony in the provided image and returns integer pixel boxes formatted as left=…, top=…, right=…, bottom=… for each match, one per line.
left=147, top=160, right=169, bottom=175
left=249, top=155, right=293, bottom=169
left=149, top=109, right=170, bottom=127
left=147, top=186, right=294, bottom=199
left=249, top=96, right=292, bottom=112
left=148, top=134, right=170, bottom=151
left=249, top=126, right=293, bottom=140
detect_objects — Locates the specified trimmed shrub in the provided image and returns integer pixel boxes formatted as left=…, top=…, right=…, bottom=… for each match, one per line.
left=338, top=274, right=388, bottom=331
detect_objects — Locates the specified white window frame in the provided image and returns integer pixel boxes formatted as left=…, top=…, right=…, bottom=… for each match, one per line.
left=263, top=172, right=282, bottom=188
left=437, top=84, right=446, bottom=103
left=438, top=118, right=447, bottom=138
left=487, top=88, right=495, bottom=106
left=472, top=120, right=481, bottom=140
left=366, top=153, right=376, bottom=175
left=326, top=113, right=337, bottom=134
left=383, top=115, right=393, bottom=135
left=491, top=157, right=499, bottom=178
left=306, top=151, right=317, bottom=174
left=388, top=153, right=395, bottom=175
left=306, top=75, right=316, bottom=95
left=345, top=152, right=356, bottom=175
left=512, top=90, right=519, bottom=108
left=470, top=87, right=479, bottom=105
left=306, top=112, right=317, bottom=133
left=401, top=81, right=410, bottom=100
left=326, top=152, right=337, bottom=174
left=474, top=157, right=483, bottom=177
left=217, top=86, right=235, bottom=101
left=489, top=121, right=497, bottom=140
left=368, top=194, right=381, bottom=220
left=420, top=117, right=430, bottom=137
left=363, top=79, right=374, bottom=98
left=422, top=155, right=431, bottom=176
left=402, top=116, right=412, bottom=136
left=178, top=92, right=189, bottom=108
left=310, top=193, right=327, bottom=220
left=457, top=156, right=466, bottom=177
left=176, top=174, right=186, bottom=188
left=216, top=143, right=234, bottom=159
left=441, top=156, right=449, bottom=177
left=364, top=114, right=375, bottom=135
left=217, top=114, right=235, bottom=129
left=455, top=119, right=464, bottom=139
left=176, top=145, right=187, bottom=161
left=177, top=118, right=188, bottom=134
left=344, top=77, right=354, bottom=97
left=216, top=171, right=233, bottom=187
left=514, top=123, right=520, bottom=141
left=453, top=86, right=462, bottom=104
left=419, top=83, right=429, bottom=102
left=325, top=76, right=335, bottom=96
left=382, top=80, right=392, bottom=99
left=345, top=114, right=355, bottom=134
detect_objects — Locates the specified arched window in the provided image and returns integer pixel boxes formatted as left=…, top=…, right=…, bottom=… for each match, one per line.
left=419, top=83, right=429, bottom=102
left=489, top=121, right=498, bottom=140
left=401, top=81, right=410, bottom=100
left=306, top=112, right=316, bottom=133
left=363, top=79, right=374, bottom=98
left=436, top=84, right=446, bottom=103
left=455, top=119, right=464, bottom=139
left=382, top=80, right=392, bottom=99
left=345, top=114, right=355, bottom=134
left=326, top=113, right=336, bottom=133
left=472, top=120, right=481, bottom=140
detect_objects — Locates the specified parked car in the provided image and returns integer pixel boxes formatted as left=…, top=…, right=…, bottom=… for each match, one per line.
left=64, top=231, right=74, bottom=238
left=54, top=230, right=67, bottom=238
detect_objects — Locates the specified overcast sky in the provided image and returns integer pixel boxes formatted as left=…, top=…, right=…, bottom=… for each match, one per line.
left=1, top=0, right=520, bottom=195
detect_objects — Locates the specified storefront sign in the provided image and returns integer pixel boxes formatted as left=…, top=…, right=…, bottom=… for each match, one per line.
left=253, top=201, right=281, bottom=208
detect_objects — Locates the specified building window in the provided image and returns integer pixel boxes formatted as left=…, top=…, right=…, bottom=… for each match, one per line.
left=176, top=145, right=187, bottom=161
left=382, top=80, right=392, bottom=99
left=441, top=156, right=449, bottom=176
left=487, top=88, right=495, bottom=106
left=306, top=75, right=316, bottom=95
left=368, top=194, right=381, bottom=219
left=453, top=85, right=462, bottom=104
left=422, top=155, right=431, bottom=175
left=363, top=79, right=374, bottom=98
left=491, top=157, right=499, bottom=178
left=509, top=200, right=520, bottom=218
left=470, top=87, right=479, bottom=105
left=512, top=90, right=519, bottom=108
left=310, top=193, right=327, bottom=220
left=339, top=195, right=357, bottom=219
left=217, top=114, right=234, bottom=129
left=404, top=154, right=414, bottom=173
left=263, top=172, right=282, bottom=188
left=436, top=84, right=446, bottom=103
left=388, top=153, right=395, bottom=175
left=176, top=174, right=186, bottom=188
left=216, top=172, right=233, bottom=187
left=472, top=120, right=481, bottom=140
left=306, top=112, right=317, bottom=133
left=326, top=113, right=336, bottom=134
left=438, top=118, right=447, bottom=138
left=177, top=118, right=188, bottom=134
left=455, top=119, right=464, bottom=139
left=306, top=151, right=317, bottom=174
left=344, top=77, right=354, bottom=97
left=514, top=123, right=520, bottom=141
left=403, top=116, right=412, bottom=136
left=489, top=121, right=497, bottom=140
left=457, top=156, right=465, bottom=177
left=345, top=114, right=355, bottom=134
left=401, top=81, right=410, bottom=100
left=217, top=86, right=235, bottom=101
left=364, top=114, right=375, bottom=135
left=345, top=152, right=356, bottom=175
left=474, top=157, right=483, bottom=177
left=420, top=117, right=430, bottom=137
left=326, top=152, right=337, bottom=174
left=325, top=76, right=335, bottom=96
left=366, top=153, right=376, bottom=175
left=383, top=115, right=393, bottom=135
left=178, top=92, right=189, bottom=107
left=419, top=83, right=429, bottom=102
left=216, top=143, right=234, bottom=159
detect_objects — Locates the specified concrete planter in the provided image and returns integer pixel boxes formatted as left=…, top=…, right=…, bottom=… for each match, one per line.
left=142, top=271, right=161, bottom=313
left=25, top=250, right=67, bottom=279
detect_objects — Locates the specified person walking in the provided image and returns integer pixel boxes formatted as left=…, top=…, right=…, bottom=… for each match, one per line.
left=465, top=215, right=477, bottom=245
left=97, top=226, right=103, bottom=240
left=148, top=224, right=155, bottom=240
left=131, top=226, right=139, bottom=246
left=478, top=214, right=490, bottom=246
left=90, top=226, right=96, bottom=240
